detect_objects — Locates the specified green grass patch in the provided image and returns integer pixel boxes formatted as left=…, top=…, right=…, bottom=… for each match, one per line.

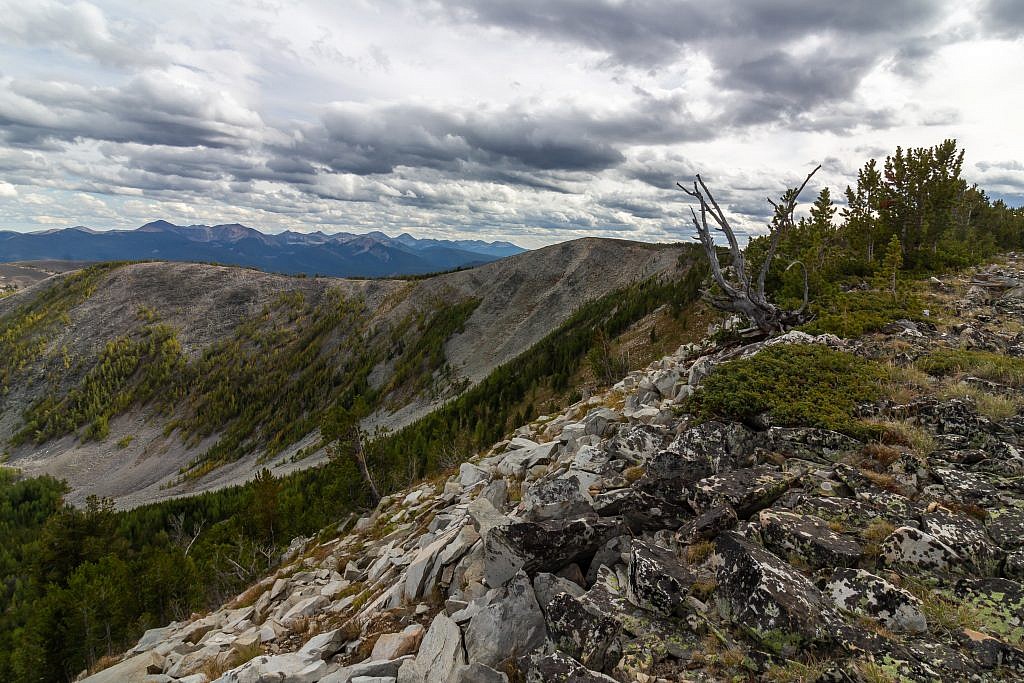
left=915, top=348, right=1024, bottom=387
left=686, top=344, right=885, bottom=438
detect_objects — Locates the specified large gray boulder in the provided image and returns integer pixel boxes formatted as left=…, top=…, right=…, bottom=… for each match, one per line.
left=464, top=571, right=548, bottom=670
left=396, top=614, right=465, bottom=683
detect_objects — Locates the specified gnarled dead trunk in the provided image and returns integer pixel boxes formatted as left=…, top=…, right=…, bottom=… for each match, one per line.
left=678, top=166, right=820, bottom=335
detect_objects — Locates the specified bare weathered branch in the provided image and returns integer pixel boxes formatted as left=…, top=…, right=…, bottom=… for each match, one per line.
left=678, top=165, right=820, bottom=335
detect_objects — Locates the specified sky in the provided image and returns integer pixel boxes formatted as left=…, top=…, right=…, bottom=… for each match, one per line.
left=0, top=1, right=1022, bottom=248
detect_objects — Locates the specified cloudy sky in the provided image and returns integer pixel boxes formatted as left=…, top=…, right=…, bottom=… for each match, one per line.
left=0, top=0, right=1022, bottom=247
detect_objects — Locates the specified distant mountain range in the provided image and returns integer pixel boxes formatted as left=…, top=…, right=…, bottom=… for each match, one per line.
left=0, top=220, right=526, bottom=277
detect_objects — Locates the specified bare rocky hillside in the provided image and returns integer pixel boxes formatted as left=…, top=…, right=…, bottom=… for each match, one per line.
left=82, top=255, right=1024, bottom=683
left=0, top=238, right=688, bottom=507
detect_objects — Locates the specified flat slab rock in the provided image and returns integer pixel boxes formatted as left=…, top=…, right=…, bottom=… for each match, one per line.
left=689, top=466, right=801, bottom=519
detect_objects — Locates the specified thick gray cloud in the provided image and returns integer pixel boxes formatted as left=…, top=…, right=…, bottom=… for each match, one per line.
left=0, top=0, right=1018, bottom=246
left=983, top=0, right=1024, bottom=36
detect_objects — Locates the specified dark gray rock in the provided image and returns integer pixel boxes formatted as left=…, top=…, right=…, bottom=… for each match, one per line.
left=626, top=540, right=693, bottom=616
left=689, top=466, right=800, bottom=519
left=483, top=517, right=626, bottom=587
left=758, top=509, right=863, bottom=569
left=583, top=536, right=630, bottom=587
left=761, top=427, right=862, bottom=463
left=642, top=422, right=756, bottom=498
left=678, top=504, right=738, bottom=543
left=544, top=592, right=622, bottom=672
left=525, top=651, right=618, bottom=683
left=986, top=506, right=1024, bottom=549
left=713, top=531, right=845, bottom=655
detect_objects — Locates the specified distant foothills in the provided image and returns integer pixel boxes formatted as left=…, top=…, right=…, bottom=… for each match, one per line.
left=0, top=220, right=526, bottom=277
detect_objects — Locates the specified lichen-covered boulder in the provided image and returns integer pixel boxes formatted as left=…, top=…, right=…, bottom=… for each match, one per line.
left=679, top=504, right=738, bottom=543
left=880, top=526, right=963, bottom=573
left=1007, top=550, right=1024, bottom=580
left=689, top=466, right=800, bottom=519
left=544, top=592, right=623, bottom=672
left=712, top=531, right=844, bottom=655
left=825, top=568, right=927, bottom=634
left=643, top=422, right=756, bottom=497
left=626, top=540, right=694, bottom=616
left=761, top=427, right=862, bottom=463
left=758, top=509, right=863, bottom=569
left=957, top=628, right=1024, bottom=674
left=932, top=466, right=1001, bottom=506
left=525, top=650, right=618, bottom=683
left=953, top=577, right=1024, bottom=644
left=921, top=509, right=1003, bottom=576
left=604, top=424, right=668, bottom=464
left=986, top=506, right=1024, bottom=549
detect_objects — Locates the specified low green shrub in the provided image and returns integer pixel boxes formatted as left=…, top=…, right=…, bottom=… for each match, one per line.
left=800, top=289, right=922, bottom=338
left=686, top=344, right=885, bottom=438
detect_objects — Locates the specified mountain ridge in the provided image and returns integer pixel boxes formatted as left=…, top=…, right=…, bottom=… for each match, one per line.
left=0, top=237, right=694, bottom=509
left=0, top=222, right=526, bottom=277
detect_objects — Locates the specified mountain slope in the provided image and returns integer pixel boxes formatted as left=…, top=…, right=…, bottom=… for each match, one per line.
left=0, top=238, right=693, bottom=507
left=70, top=254, right=1024, bottom=683
left=0, top=222, right=526, bottom=277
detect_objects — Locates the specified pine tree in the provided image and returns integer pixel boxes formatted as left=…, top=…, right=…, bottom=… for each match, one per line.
left=875, top=234, right=904, bottom=301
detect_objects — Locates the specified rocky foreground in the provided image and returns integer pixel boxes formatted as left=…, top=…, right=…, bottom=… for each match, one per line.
left=84, top=259, right=1024, bottom=682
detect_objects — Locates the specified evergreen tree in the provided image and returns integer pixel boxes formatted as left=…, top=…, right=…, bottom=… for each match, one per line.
left=875, top=235, right=904, bottom=301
